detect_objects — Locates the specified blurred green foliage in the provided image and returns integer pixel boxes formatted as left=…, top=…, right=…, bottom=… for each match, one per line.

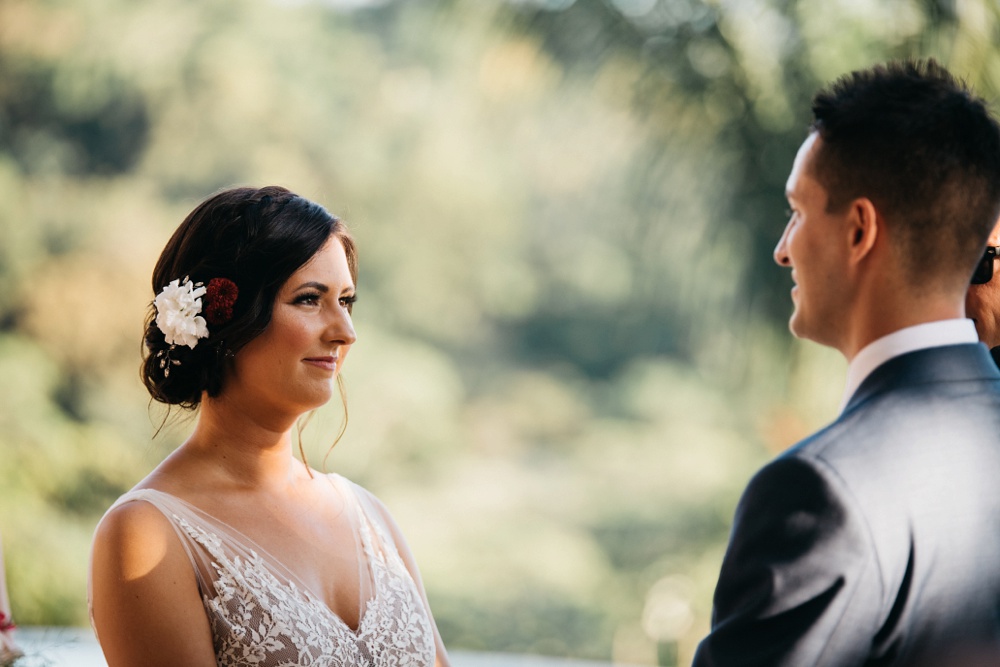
left=0, top=0, right=998, bottom=663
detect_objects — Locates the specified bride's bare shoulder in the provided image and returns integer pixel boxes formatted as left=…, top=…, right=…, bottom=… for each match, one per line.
left=90, top=492, right=216, bottom=667
left=92, top=495, right=179, bottom=577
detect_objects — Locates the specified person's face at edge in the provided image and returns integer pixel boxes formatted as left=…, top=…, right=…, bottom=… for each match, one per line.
left=773, top=133, right=855, bottom=350
left=966, top=219, right=1000, bottom=348
left=225, top=234, right=357, bottom=416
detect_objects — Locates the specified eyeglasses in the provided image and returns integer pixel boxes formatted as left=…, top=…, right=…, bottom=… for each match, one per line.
left=972, top=246, right=1000, bottom=285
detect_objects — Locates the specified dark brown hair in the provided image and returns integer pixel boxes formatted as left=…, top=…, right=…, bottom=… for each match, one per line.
left=810, top=59, right=1000, bottom=287
left=142, top=186, right=357, bottom=407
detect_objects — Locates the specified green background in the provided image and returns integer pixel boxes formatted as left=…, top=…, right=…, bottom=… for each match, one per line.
left=1, top=0, right=998, bottom=664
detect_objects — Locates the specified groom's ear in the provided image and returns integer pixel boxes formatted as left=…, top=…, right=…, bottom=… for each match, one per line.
left=846, top=197, right=879, bottom=264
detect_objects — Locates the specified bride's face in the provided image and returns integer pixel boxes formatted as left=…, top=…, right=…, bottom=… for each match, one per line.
left=226, top=235, right=357, bottom=416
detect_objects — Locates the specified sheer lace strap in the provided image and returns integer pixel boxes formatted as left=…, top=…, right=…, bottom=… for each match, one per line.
left=333, top=476, right=405, bottom=570
left=88, top=489, right=218, bottom=636
left=104, top=489, right=225, bottom=596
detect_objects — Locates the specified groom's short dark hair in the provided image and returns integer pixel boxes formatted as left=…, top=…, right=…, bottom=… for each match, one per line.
left=810, top=59, right=1000, bottom=288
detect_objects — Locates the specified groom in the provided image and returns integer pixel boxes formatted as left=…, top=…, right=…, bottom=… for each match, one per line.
left=694, top=61, right=1000, bottom=666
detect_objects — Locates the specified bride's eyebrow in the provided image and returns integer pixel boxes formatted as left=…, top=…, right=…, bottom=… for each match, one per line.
left=292, top=281, right=329, bottom=292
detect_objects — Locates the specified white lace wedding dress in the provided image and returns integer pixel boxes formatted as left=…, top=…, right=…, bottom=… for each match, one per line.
left=102, top=475, right=435, bottom=667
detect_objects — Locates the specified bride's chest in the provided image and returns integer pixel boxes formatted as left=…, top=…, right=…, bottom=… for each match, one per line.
left=186, top=518, right=435, bottom=665
left=213, top=499, right=374, bottom=613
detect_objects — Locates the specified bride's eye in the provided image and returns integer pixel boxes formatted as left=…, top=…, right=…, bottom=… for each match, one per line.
left=293, top=291, right=322, bottom=306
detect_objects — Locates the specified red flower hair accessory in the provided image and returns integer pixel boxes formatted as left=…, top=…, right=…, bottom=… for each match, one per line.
left=204, top=278, right=239, bottom=326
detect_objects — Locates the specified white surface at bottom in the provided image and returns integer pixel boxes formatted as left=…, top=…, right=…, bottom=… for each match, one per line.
left=12, top=627, right=106, bottom=667
left=14, top=627, right=619, bottom=667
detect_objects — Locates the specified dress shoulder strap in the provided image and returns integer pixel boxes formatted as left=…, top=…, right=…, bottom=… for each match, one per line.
left=328, top=475, right=405, bottom=568
left=105, top=489, right=234, bottom=594
left=89, top=488, right=235, bottom=636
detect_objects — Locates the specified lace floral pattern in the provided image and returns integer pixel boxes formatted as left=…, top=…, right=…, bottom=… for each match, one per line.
left=176, top=515, right=434, bottom=667
left=138, top=484, right=435, bottom=667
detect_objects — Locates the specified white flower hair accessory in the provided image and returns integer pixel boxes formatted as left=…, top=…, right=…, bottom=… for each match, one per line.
left=154, top=277, right=209, bottom=349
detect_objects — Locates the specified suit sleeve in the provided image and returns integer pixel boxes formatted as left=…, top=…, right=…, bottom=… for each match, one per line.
left=693, top=456, right=883, bottom=667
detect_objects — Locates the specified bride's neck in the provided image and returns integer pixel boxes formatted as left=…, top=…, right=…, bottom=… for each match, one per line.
left=182, top=393, right=305, bottom=489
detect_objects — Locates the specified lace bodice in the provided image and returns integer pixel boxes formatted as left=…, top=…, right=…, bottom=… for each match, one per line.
left=107, top=477, right=435, bottom=667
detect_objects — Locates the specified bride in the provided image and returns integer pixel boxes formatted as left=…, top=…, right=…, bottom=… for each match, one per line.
left=89, top=186, right=449, bottom=667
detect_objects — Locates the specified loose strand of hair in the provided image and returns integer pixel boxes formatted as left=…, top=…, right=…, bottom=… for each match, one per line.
left=322, top=373, right=349, bottom=474
left=296, top=411, right=316, bottom=479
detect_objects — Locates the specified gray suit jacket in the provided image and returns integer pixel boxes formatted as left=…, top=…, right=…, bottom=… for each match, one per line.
left=694, top=343, right=1000, bottom=666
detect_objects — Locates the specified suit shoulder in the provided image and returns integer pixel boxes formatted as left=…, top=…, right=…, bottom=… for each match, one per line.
left=742, top=455, right=849, bottom=514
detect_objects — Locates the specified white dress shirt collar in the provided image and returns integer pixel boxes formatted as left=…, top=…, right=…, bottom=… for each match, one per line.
left=840, top=318, right=978, bottom=413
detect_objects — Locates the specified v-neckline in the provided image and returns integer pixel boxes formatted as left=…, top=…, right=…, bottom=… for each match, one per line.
left=131, top=477, right=379, bottom=635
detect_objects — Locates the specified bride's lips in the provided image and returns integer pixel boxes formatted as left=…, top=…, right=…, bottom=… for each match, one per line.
left=303, top=356, right=338, bottom=371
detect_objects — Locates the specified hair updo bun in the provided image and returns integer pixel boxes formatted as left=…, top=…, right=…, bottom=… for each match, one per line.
left=141, top=186, right=357, bottom=407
